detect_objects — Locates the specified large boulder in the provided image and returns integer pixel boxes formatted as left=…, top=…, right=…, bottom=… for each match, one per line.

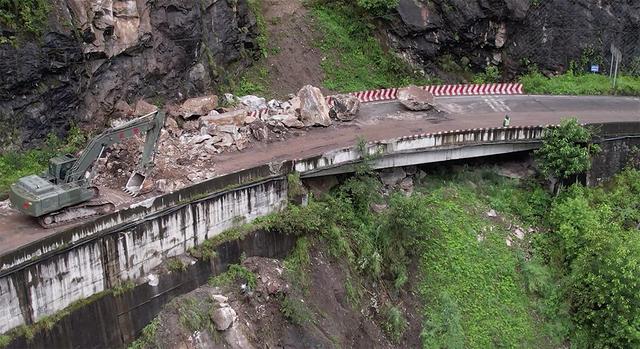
left=199, top=109, right=247, bottom=127
left=239, top=95, right=267, bottom=112
left=134, top=100, right=158, bottom=116
left=297, top=85, right=332, bottom=127
left=397, top=85, right=436, bottom=111
left=179, top=95, right=219, bottom=119
left=210, top=306, right=237, bottom=331
left=330, top=94, right=361, bottom=121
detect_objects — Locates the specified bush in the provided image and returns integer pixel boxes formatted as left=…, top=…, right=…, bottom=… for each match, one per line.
left=534, top=118, right=600, bottom=182
left=0, top=0, right=49, bottom=36
left=547, top=171, right=640, bottom=348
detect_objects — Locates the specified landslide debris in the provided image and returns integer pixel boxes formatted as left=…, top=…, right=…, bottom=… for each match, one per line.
left=92, top=85, right=360, bottom=193
left=133, top=251, right=421, bottom=349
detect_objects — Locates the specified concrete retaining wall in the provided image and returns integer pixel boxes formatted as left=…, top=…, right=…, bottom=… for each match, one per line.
left=0, top=174, right=289, bottom=334
left=1, top=121, right=638, bottom=337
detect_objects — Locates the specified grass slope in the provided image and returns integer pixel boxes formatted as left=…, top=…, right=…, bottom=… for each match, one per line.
left=311, top=3, right=432, bottom=92
left=416, top=171, right=560, bottom=348
left=520, top=71, right=640, bottom=96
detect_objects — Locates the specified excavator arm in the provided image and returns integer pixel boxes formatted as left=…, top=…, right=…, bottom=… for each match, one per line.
left=65, top=110, right=166, bottom=194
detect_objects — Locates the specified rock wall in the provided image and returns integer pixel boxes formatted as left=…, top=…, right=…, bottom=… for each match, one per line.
left=388, top=0, right=640, bottom=78
left=0, top=0, right=259, bottom=148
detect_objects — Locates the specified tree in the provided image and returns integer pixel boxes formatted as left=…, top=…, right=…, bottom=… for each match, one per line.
left=535, top=118, right=600, bottom=183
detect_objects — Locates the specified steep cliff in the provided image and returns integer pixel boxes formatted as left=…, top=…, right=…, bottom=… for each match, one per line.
left=387, top=0, right=640, bottom=79
left=0, top=0, right=259, bottom=148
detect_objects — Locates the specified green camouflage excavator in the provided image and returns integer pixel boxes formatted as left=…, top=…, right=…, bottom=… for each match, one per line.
left=9, top=110, right=166, bottom=228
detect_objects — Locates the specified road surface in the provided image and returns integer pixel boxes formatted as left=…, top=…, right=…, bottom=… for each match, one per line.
left=1, top=95, right=638, bottom=255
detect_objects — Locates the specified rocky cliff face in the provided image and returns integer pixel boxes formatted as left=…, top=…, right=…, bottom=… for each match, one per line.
left=0, top=0, right=259, bottom=148
left=388, top=0, right=640, bottom=79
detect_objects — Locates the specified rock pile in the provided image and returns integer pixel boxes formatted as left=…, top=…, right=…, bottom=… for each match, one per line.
left=397, top=85, right=436, bottom=111
left=94, top=85, right=363, bottom=193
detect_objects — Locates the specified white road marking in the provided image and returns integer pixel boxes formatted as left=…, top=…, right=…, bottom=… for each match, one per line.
left=483, top=96, right=511, bottom=112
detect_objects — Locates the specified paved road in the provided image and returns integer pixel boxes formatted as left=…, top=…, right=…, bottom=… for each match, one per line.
left=1, top=95, right=638, bottom=255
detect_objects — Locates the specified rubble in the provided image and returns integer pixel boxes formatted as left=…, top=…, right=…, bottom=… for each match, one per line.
left=179, top=95, right=219, bottom=119
left=134, top=99, right=158, bottom=116
left=297, top=85, right=332, bottom=127
left=397, top=85, right=436, bottom=111
left=239, top=95, right=267, bottom=112
left=200, top=109, right=247, bottom=127
left=112, top=100, right=133, bottom=118
left=330, top=94, right=360, bottom=121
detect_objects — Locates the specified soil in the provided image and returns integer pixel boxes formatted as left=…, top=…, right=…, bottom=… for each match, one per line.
left=259, top=0, right=330, bottom=98
left=145, top=243, right=422, bottom=348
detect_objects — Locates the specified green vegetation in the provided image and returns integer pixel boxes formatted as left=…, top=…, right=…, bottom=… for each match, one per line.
left=166, top=258, right=187, bottom=272
left=535, top=118, right=600, bottom=183
left=520, top=70, right=640, bottom=96
left=209, top=264, right=257, bottom=289
left=472, top=65, right=501, bottom=84
left=128, top=318, right=159, bottom=349
left=545, top=170, right=640, bottom=348
left=279, top=295, right=312, bottom=326
left=382, top=305, right=408, bottom=344
left=311, top=2, right=432, bottom=92
left=230, top=66, right=270, bottom=97
left=0, top=0, right=49, bottom=38
left=263, top=137, right=640, bottom=347
left=247, top=0, right=268, bottom=58
left=0, top=125, right=87, bottom=197
left=112, top=280, right=136, bottom=297
left=178, top=297, right=214, bottom=333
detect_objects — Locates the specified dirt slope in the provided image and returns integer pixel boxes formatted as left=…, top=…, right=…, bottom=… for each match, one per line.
left=259, top=0, right=328, bottom=97
left=139, top=246, right=422, bottom=348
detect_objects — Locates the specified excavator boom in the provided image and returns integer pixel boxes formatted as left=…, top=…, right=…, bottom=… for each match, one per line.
left=9, top=110, right=166, bottom=227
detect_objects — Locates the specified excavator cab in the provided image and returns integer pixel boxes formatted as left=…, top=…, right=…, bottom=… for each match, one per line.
left=48, top=155, right=78, bottom=183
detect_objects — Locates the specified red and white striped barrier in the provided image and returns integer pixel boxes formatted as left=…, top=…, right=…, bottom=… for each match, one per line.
left=422, top=83, right=523, bottom=96
left=329, top=83, right=523, bottom=105
left=252, top=83, right=524, bottom=116
left=248, top=108, right=270, bottom=119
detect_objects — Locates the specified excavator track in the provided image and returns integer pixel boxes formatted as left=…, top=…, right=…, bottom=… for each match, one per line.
left=37, top=188, right=116, bottom=229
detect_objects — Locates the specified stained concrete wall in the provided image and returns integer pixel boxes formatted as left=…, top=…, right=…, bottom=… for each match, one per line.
left=0, top=176, right=288, bottom=334
left=1, top=121, right=638, bottom=338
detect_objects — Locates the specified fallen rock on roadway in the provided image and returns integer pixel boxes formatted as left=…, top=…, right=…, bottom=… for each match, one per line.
left=239, top=95, right=267, bottom=112
left=330, top=94, right=360, bottom=121
left=397, top=85, right=436, bottom=111
left=297, top=85, right=332, bottom=127
left=179, top=95, right=219, bottom=119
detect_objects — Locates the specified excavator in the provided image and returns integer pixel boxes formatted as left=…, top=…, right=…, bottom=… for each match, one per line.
left=9, top=110, right=166, bottom=228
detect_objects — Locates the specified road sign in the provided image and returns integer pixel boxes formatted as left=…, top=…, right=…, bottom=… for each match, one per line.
left=591, top=64, right=600, bottom=73
left=610, top=44, right=622, bottom=88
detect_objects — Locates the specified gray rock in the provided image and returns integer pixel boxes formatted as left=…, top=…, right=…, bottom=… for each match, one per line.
left=282, top=117, right=305, bottom=129
left=297, top=85, right=332, bottom=127
left=179, top=95, right=219, bottom=119
left=379, top=167, right=407, bottom=187
left=134, top=100, right=158, bottom=116
left=211, top=306, right=237, bottom=331
left=211, top=294, right=229, bottom=303
left=330, top=94, right=361, bottom=121
left=239, top=95, right=267, bottom=112
left=397, top=85, right=436, bottom=111
left=200, top=109, right=247, bottom=127
left=218, top=125, right=239, bottom=134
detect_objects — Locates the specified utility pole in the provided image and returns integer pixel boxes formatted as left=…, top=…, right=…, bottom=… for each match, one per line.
left=610, top=44, right=622, bottom=89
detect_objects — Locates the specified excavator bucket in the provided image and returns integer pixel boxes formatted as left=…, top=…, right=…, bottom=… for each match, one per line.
left=124, top=172, right=146, bottom=196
